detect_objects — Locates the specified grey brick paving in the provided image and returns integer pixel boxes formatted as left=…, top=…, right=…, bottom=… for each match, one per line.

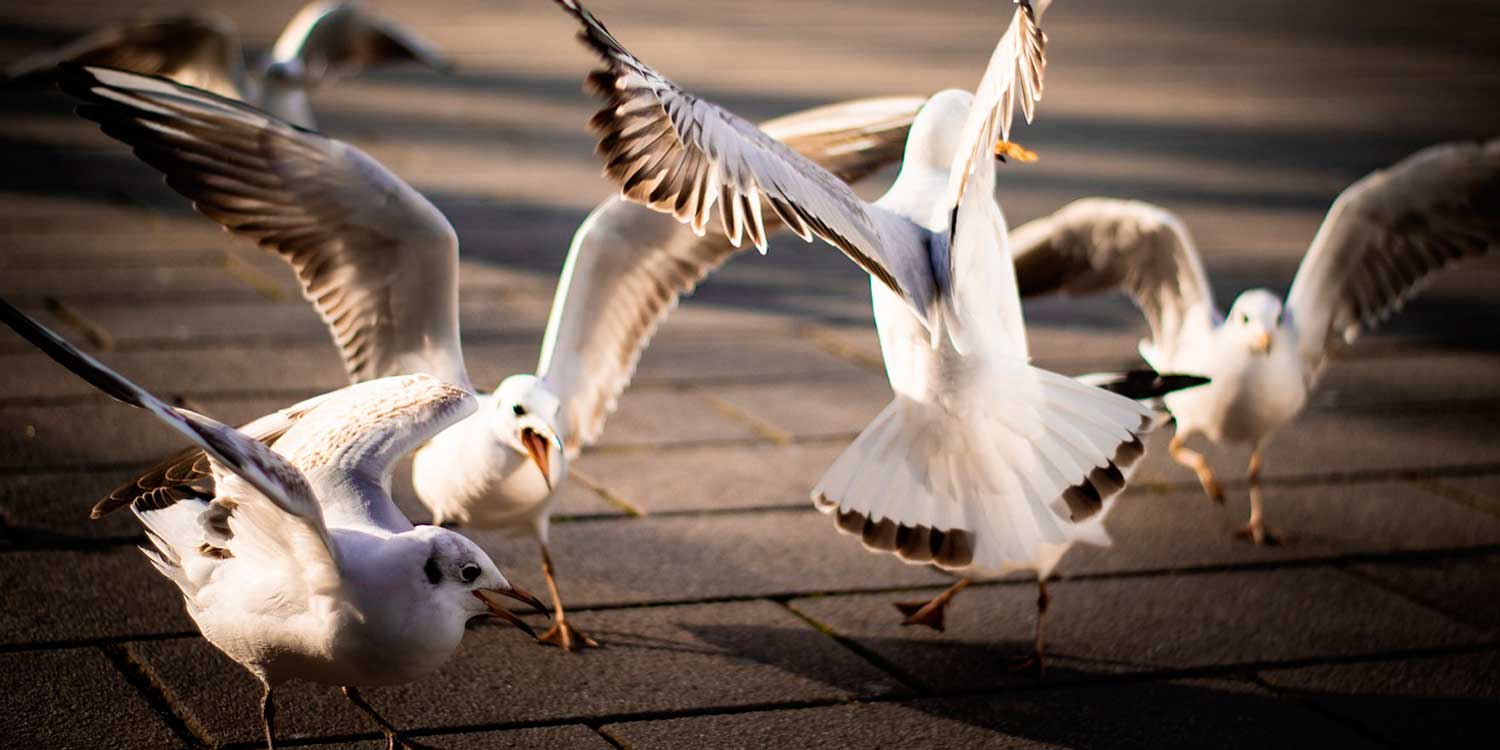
left=1, top=0, right=1498, bottom=746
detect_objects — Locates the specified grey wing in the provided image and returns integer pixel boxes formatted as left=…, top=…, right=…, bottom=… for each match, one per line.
left=1287, top=138, right=1500, bottom=378
left=59, top=65, right=470, bottom=391
left=4, top=13, right=247, bottom=100
left=538, top=96, right=926, bottom=455
left=271, top=0, right=454, bottom=80
left=1011, top=198, right=1219, bottom=364
left=556, top=0, right=936, bottom=321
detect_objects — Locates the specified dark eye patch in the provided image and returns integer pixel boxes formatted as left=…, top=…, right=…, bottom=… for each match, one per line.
left=423, top=556, right=442, bottom=585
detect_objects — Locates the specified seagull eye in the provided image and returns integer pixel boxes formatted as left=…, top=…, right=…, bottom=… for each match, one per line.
left=1240, top=313, right=1251, bottom=325
left=512, top=404, right=527, bottom=417
left=459, top=563, right=481, bottom=583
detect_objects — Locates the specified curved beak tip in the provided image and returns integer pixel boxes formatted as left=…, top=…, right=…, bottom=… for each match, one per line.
left=520, top=427, right=555, bottom=491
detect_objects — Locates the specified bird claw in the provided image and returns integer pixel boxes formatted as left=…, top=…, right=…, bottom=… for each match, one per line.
left=1233, top=523, right=1279, bottom=546
left=538, top=620, right=599, bottom=651
left=893, top=598, right=948, bottom=632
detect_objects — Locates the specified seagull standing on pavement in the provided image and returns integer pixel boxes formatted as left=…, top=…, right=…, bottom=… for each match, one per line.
left=4, top=0, right=452, bottom=129
left=1009, top=138, right=1500, bottom=543
left=558, top=0, right=1164, bottom=669
left=57, top=64, right=924, bottom=650
left=0, top=300, right=546, bottom=750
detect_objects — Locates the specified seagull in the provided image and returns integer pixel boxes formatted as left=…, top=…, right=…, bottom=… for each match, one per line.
left=557, top=0, right=1167, bottom=669
left=1009, top=138, right=1500, bottom=543
left=4, top=0, right=452, bottom=128
left=0, top=299, right=547, bottom=750
left=56, top=64, right=924, bottom=650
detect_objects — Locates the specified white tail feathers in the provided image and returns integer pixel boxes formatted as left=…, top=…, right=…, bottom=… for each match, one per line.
left=812, top=366, right=1152, bottom=578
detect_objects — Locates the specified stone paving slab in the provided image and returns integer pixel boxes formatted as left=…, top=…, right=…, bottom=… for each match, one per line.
left=574, top=441, right=847, bottom=514
left=130, top=600, right=903, bottom=746
left=709, top=374, right=892, bottom=441
left=0, top=546, right=194, bottom=645
left=0, top=647, right=181, bottom=750
left=1347, top=554, right=1500, bottom=634
left=790, top=568, right=1484, bottom=692
left=1258, top=651, right=1500, bottom=750
left=468, top=509, right=948, bottom=610
left=591, top=389, right=763, bottom=450
left=604, top=676, right=1382, bottom=750
left=1055, top=480, right=1500, bottom=577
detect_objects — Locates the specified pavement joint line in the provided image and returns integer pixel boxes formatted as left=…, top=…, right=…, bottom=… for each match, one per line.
left=697, top=391, right=794, bottom=446
left=1406, top=477, right=1500, bottom=521
left=1333, top=562, right=1497, bottom=635
left=567, top=468, right=647, bottom=517
left=776, top=599, right=927, bottom=696
left=102, top=642, right=212, bottom=748
left=41, top=296, right=115, bottom=351
left=1244, top=671, right=1404, bottom=750
left=796, top=323, right=886, bottom=374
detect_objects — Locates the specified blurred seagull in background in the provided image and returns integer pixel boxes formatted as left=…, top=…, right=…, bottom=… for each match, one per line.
left=1009, top=138, right=1500, bottom=543
left=4, top=0, right=452, bottom=128
left=57, top=63, right=925, bottom=651
left=0, top=299, right=546, bottom=750
left=558, top=0, right=1180, bottom=670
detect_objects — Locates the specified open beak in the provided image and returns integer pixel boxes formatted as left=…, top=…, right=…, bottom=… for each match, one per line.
left=995, top=140, right=1039, bottom=163
left=519, top=427, right=554, bottom=491
left=1251, top=331, right=1273, bottom=354
left=474, top=585, right=551, bottom=639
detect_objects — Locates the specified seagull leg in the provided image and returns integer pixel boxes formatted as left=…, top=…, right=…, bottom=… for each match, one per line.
left=1169, top=433, right=1224, bottom=504
left=536, top=542, right=599, bottom=651
left=1008, top=579, right=1051, bottom=678
left=260, top=685, right=276, bottom=750
left=1234, top=448, right=1277, bottom=545
left=893, top=578, right=973, bottom=632
left=342, top=686, right=438, bottom=750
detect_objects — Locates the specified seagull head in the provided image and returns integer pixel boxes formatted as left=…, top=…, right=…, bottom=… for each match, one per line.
left=408, top=526, right=550, bottom=638
left=1226, top=289, right=1285, bottom=356
left=493, top=374, right=566, bottom=492
left=904, top=89, right=975, bottom=174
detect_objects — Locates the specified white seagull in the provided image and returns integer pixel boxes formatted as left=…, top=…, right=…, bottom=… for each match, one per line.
left=557, top=0, right=1164, bottom=668
left=0, top=299, right=546, bottom=750
left=58, top=64, right=924, bottom=650
left=1009, top=138, right=1500, bottom=543
left=4, top=0, right=452, bottom=129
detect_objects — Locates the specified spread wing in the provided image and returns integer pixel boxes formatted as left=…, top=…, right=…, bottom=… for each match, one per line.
left=555, top=0, right=936, bottom=320
left=1010, top=198, right=1219, bottom=365
left=4, top=13, right=246, bottom=100
left=1287, top=138, right=1500, bottom=379
left=58, top=64, right=469, bottom=390
left=0, top=297, right=335, bottom=570
left=538, top=96, right=925, bottom=455
left=270, top=0, right=454, bottom=81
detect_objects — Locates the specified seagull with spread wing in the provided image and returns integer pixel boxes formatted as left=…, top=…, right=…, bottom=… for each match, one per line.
left=557, top=0, right=1168, bottom=667
left=1009, top=139, right=1500, bottom=543
left=0, top=299, right=546, bottom=750
left=5, top=0, right=451, bottom=129
left=57, top=63, right=924, bottom=650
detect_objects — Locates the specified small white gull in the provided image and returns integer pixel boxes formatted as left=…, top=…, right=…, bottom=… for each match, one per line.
left=4, top=0, right=451, bottom=128
left=1009, top=138, right=1500, bottom=543
left=0, top=299, right=546, bottom=750
left=58, top=63, right=925, bottom=651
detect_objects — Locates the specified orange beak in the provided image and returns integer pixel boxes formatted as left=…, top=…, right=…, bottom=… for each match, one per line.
left=520, top=427, right=553, bottom=491
left=995, top=140, right=1038, bottom=163
left=1251, top=331, right=1272, bottom=354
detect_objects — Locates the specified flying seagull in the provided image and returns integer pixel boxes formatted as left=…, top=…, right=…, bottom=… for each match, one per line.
left=557, top=0, right=1167, bottom=669
left=5, top=0, right=452, bottom=129
left=1009, top=138, right=1500, bottom=542
left=57, top=63, right=924, bottom=650
left=0, top=298, right=546, bottom=750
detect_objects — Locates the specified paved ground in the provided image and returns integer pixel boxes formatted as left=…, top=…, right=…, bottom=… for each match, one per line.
left=2, top=0, right=1499, bottom=748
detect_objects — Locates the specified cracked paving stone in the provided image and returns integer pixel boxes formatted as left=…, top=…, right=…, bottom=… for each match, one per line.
left=128, top=600, right=904, bottom=746
left=0, top=647, right=181, bottom=749
left=789, top=567, right=1484, bottom=692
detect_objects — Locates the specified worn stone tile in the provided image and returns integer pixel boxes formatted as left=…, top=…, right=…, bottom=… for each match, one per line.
left=299, top=725, right=612, bottom=750
left=0, top=546, right=194, bottom=645
left=1347, top=555, right=1500, bottom=633
left=0, top=470, right=145, bottom=542
left=710, top=374, right=891, bottom=440
left=574, top=441, right=847, bottom=514
left=1055, top=481, right=1500, bottom=577
left=1259, top=651, right=1500, bottom=750
left=132, top=600, right=903, bottom=746
left=466, top=509, right=948, bottom=610
left=790, top=568, right=1483, bottom=692
left=1311, top=352, right=1500, bottom=409
left=592, top=389, right=762, bottom=449
left=0, top=344, right=348, bottom=400
left=606, top=677, right=1380, bottom=750
left=0, top=647, right=181, bottom=749
left=1426, top=475, right=1500, bottom=519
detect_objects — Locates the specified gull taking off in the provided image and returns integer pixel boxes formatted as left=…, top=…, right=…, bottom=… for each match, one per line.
left=0, top=299, right=545, bottom=750
left=559, top=0, right=1160, bottom=667
left=4, top=0, right=451, bottom=128
left=58, top=64, right=924, bottom=650
left=1010, top=138, right=1500, bottom=543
